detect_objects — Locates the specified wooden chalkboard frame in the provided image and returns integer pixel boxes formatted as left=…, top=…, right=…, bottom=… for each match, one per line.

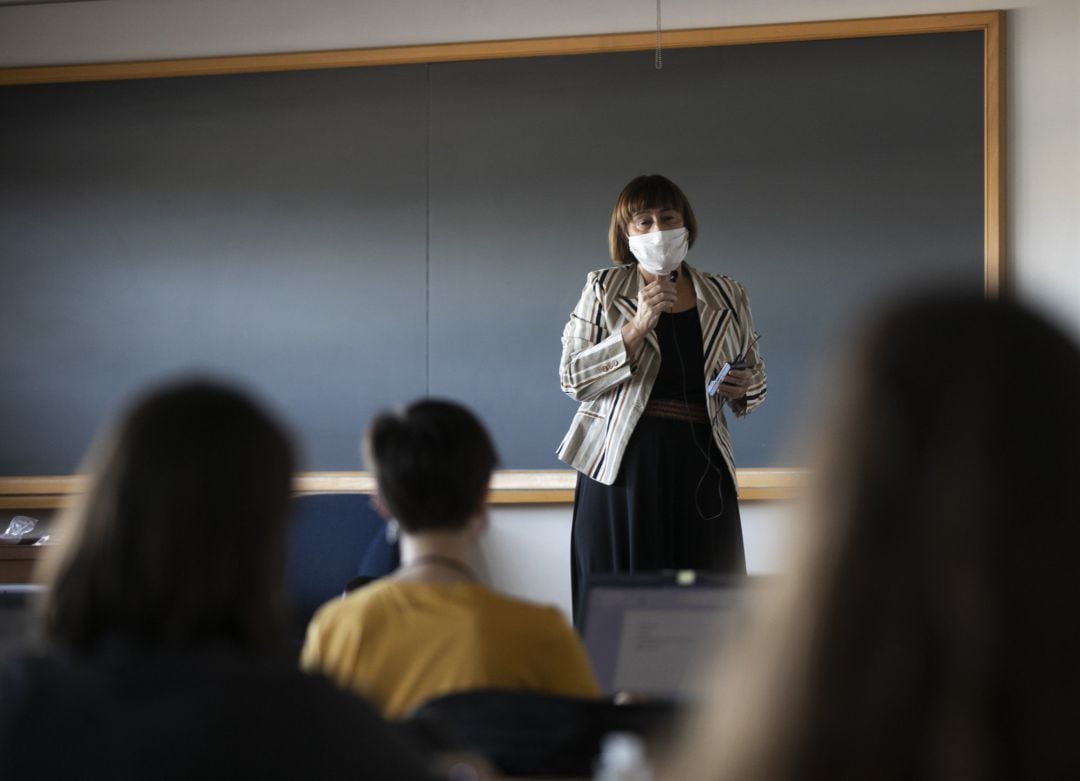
left=0, top=11, right=1004, bottom=504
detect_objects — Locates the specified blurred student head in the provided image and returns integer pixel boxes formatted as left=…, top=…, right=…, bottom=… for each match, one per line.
left=41, top=379, right=295, bottom=653
left=667, top=292, right=1080, bottom=780
left=363, top=398, right=498, bottom=536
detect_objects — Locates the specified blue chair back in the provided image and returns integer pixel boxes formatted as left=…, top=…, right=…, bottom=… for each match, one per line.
left=285, top=494, right=398, bottom=644
left=0, top=584, right=45, bottom=650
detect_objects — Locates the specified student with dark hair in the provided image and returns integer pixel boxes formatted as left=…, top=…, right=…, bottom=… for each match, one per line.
left=302, top=399, right=599, bottom=718
left=0, top=380, right=433, bottom=781
left=664, top=293, right=1080, bottom=780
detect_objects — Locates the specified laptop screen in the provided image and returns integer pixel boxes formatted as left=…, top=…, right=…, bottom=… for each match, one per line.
left=581, top=573, right=761, bottom=699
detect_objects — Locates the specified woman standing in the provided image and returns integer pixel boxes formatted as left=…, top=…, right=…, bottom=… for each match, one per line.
left=558, top=174, right=766, bottom=623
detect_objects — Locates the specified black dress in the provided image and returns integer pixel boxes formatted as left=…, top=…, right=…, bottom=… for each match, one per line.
left=570, top=307, right=745, bottom=626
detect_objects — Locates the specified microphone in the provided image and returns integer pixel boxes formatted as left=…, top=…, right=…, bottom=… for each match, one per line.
left=669, top=269, right=679, bottom=282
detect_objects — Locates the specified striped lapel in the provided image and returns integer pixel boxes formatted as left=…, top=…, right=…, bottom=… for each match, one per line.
left=609, top=267, right=659, bottom=354
left=691, top=264, right=736, bottom=382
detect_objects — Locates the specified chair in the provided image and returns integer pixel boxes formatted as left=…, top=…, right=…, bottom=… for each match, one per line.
left=285, top=494, right=399, bottom=648
left=404, top=689, right=679, bottom=778
left=0, top=584, right=45, bottom=651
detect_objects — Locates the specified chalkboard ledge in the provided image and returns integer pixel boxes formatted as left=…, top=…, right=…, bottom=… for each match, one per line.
left=0, top=469, right=805, bottom=509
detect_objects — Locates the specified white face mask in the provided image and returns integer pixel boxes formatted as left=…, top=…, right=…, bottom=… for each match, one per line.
left=627, top=227, right=689, bottom=276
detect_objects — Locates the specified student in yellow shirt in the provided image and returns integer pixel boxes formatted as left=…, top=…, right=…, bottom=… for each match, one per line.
left=301, top=399, right=600, bottom=718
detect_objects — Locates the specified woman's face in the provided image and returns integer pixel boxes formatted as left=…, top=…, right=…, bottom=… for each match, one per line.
left=626, top=207, right=684, bottom=236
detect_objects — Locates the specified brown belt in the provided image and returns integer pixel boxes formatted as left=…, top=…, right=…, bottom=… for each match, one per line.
left=643, top=399, right=709, bottom=424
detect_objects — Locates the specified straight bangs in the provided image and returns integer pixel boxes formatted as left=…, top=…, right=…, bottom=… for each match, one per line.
left=615, top=177, right=683, bottom=228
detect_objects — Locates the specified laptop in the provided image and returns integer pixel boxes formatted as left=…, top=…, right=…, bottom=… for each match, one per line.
left=579, top=571, right=765, bottom=700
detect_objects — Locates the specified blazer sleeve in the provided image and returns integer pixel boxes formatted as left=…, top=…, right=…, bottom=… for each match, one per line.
left=559, top=272, right=634, bottom=402
left=727, top=280, right=767, bottom=418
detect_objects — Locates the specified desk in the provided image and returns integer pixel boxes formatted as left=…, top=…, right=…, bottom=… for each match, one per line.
left=0, top=545, right=47, bottom=584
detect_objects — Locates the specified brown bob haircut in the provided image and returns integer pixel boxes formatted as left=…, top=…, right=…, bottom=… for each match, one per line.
left=608, top=174, right=698, bottom=265
left=41, top=379, right=295, bottom=653
left=364, top=399, right=498, bottom=534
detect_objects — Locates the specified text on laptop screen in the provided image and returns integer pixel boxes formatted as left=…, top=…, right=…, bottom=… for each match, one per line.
left=583, top=582, right=748, bottom=698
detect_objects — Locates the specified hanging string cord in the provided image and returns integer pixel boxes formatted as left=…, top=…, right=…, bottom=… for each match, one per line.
left=655, top=0, right=663, bottom=70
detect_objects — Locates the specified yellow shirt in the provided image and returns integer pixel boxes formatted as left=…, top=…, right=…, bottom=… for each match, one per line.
left=301, top=580, right=601, bottom=719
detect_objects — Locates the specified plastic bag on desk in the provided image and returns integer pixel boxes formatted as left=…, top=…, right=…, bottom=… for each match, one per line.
left=0, top=516, right=49, bottom=545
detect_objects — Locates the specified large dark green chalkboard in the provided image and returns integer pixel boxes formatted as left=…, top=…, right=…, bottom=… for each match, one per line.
left=0, top=31, right=984, bottom=474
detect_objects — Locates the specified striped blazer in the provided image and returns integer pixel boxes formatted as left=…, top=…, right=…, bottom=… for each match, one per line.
left=556, top=263, right=766, bottom=487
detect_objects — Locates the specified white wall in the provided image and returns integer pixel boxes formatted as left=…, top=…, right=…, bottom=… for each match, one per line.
left=3, top=0, right=1077, bottom=607
left=1008, top=0, right=1080, bottom=337
left=479, top=502, right=798, bottom=620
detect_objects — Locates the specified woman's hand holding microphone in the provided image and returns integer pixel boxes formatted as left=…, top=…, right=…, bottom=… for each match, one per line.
left=622, top=276, right=678, bottom=359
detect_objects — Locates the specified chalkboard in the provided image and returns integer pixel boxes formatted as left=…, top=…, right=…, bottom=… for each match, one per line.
left=0, top=29, right=986, bottom=475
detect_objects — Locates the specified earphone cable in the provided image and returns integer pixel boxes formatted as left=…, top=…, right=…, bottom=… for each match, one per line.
left=669, top=307, right=726, bottom=521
